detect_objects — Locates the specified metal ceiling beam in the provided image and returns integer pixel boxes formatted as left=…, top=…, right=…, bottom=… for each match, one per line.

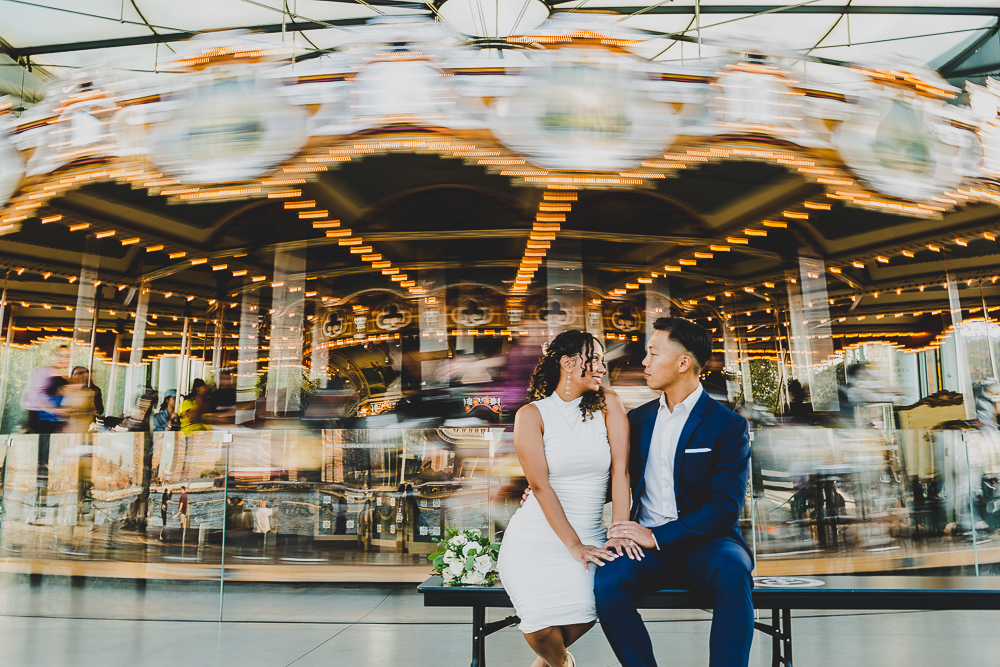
left=551, top=5, right=1000, bottom=16
left=940, top=19, right=1000, bottom=77
left=7, top=17, right=374, bottom=57
left=9, top=6, right=1000, bottom=57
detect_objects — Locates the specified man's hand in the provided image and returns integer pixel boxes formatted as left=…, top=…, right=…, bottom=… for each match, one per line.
left=604, top=537, right=644, bottom=561
left=607, top=521, right=657, bottom=550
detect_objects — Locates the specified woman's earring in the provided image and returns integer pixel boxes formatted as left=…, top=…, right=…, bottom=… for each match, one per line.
left=565, top=375, right=571, bottom=395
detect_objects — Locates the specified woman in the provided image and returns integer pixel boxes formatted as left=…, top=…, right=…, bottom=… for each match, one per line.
left=180, top=379, right=211, bottom=434
left=498, top=330, right=638, bottom=667
left=151, top=390, right=178, bottom=432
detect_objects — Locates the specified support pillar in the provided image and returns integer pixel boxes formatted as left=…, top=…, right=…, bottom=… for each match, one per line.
left=236, top=289, right=259, bottom=424
left=787, top=256, right=838, bottom=411
left=947, top=272, right=977, bottom=420
left=71, top=249, right=99, bottom=371
left=645, top=282, right=670, bottom=345
left=267, top=251, right=306, bottom=415
left=0, top=306, right=14, bottom=433
left=309, top=298, right=328, bottom=389
left=212, top=304, right=223, bottom=384
left=107, top=329, right=122, bottom=417
left=544, top=237, right=583, bottom=339
left=125, top=286, right=150, bottom=413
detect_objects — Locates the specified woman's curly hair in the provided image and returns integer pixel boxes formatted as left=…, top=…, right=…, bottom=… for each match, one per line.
left=526, top=330, right=606, bottom=421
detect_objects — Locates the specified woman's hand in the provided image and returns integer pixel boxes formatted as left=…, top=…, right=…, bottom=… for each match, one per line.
left=604, top=537, right=644, bottom=561
left=569, top=543, right=618, bottom=571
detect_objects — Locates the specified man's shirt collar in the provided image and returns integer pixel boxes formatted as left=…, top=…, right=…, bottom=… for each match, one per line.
left=658, top=382, right=703, bottom=415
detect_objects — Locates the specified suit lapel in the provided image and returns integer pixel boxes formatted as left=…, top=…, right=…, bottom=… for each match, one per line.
left=631, top=401, right=659, bottom=520
left=672, top=389, right=710, bottom=492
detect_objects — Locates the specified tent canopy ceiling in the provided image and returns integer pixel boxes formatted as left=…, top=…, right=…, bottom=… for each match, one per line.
left=1, top=2, right=999, bottom=79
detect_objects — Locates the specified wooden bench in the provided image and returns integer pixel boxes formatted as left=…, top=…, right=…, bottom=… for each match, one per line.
left=419, top=574, right=1000, bottom=667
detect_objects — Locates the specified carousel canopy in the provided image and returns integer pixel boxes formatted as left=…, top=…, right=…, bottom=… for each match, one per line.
left=2, top=1, right=1000, bottom=106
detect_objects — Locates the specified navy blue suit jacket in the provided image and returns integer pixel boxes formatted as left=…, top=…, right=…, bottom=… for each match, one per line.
left=628, top=388, right=752, bottom=558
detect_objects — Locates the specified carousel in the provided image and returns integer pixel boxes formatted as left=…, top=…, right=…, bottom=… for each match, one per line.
left=1, top=8, right=1000, bottom=580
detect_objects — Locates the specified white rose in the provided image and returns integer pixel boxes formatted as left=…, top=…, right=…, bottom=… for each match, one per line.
left=449, top=534, right=468, bottom=547
left=447, top=559, right=465, bottom=577
left=474, top=555, right=495, bottom=573
left=442, top=550, right=455, bottom=564
left=461, top=570, right=486, bottom=585
left=443, top=571, right=457, bottom=584
left=462, top=541, right=482, bottom=557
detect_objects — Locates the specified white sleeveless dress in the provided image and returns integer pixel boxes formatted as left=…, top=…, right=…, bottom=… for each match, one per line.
left=497, top=393, right=611, bottom=634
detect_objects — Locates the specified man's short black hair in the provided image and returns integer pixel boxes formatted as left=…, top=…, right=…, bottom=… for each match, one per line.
left=652, top=316, right=712, bottom=370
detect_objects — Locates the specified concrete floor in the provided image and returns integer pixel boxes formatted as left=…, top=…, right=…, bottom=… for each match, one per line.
left=0, top=582, right=996, bottom=667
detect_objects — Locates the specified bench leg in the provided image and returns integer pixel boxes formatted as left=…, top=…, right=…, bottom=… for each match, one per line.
left=472, top=605, right=486, bottom=667
left=782, top=609, right=794, bottom=667
left=771, top=609, right=781, bottom=667
left=755, top=608, right=793, bottom=667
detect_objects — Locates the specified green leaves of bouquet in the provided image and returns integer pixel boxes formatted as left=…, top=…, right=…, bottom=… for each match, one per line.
left=428, top=527, right=500, bottom=586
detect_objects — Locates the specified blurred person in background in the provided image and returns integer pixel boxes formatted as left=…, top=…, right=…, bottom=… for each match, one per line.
left=62, top=366, right=96, bottom=433
left=974, top=378, right=1000, bottom=430
left=180, top=379, right=212, bottom=433
left=159, top=487, right=172, bottom=530
left=177, top=486, right=189, bottom=531
left=151, top=389, right=178, bottom=432
left=70, top=366, right=104, bottom=418
left=20, top=345, right=70, bottom=433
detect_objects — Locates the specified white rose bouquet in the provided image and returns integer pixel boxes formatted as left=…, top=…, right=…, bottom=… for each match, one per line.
left=428, top=527, right=500, bottom=586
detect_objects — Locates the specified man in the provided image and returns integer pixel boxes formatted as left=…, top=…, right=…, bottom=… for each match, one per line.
left=177, top=486, right=189, bottom=531
left=70, top=366, right=105, bottom=417
left=598, top=317, right=753, bottom=667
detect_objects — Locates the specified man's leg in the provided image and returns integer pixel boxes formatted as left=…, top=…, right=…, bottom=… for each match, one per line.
left=594, top=550, right=669, bottom=667
left=681, top=538, right=754, bottom=667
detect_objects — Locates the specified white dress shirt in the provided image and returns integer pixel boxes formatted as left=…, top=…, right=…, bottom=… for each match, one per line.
left=638, top=383, right=703, bottom=529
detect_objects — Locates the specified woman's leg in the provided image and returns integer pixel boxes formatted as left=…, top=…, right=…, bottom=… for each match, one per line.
left=562, top=621, right=595, bottom=648
left=523, top=626, right=568, bottom=667
left=525, top=621, right=594, bottom=667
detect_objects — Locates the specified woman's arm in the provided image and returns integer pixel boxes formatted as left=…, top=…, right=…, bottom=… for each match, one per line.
left=604, top=390, right=643, bottom=559
left=604, top=390, right=631, bottom=523
left=513, top=404, right=617, bottom=570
